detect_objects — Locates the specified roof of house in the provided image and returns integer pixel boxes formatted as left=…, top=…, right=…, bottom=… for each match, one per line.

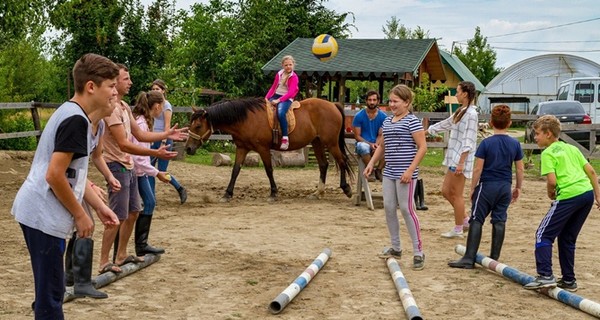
left=262, top=38, right=446, bottom=81
left=439, top=51, right=485, bottom=91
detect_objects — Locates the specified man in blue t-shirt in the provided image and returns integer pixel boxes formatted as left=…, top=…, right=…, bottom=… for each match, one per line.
left=352, top=90, right=387, bottom=180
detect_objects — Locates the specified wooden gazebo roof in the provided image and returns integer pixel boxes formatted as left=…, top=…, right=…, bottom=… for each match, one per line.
left=262, top=38, right=446, bottom=82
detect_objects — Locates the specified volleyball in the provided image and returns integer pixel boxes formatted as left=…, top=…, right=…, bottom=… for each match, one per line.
left=312, top=34, right=338, bottom=62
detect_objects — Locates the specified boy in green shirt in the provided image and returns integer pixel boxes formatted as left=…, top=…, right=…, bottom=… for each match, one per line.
left=524, top=115, right=600, bottom=291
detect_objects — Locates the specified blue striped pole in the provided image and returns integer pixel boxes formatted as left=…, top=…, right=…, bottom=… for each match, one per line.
left=456, top=245, right=600, bottom=318
left=386, top=257, right=423, bottom=320
left=269, top=248, right=331, bottom=314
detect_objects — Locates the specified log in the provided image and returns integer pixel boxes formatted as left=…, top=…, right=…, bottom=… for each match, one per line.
left=212, top=153, right=231, bottom=166
left=271, top=150, right=306, bottom=167
left=244, top=153, right=260, bottom=167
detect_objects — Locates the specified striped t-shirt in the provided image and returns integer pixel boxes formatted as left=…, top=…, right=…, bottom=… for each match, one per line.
left=382, top=113, right=424, bottom=180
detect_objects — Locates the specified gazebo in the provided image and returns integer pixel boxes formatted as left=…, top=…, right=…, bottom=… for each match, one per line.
left=262, top=38, right=447, bottom=103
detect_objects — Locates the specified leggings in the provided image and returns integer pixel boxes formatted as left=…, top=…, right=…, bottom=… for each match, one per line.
left=382, top=177, right=423, bottom=256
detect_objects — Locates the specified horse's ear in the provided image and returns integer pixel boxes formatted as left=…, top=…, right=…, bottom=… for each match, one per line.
left=192, top=106, right=198, bottom=113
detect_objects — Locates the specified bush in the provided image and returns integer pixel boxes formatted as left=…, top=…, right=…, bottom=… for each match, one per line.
left=0, top=111, right=37, bottom=150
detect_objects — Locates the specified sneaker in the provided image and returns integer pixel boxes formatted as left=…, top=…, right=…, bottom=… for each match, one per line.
left=524, top=275, right=556, bottom=290
left=177, top=186, right=188, bottom=204
left=280, top=136, right=289, bottom=150
left=441, top=229, right=464, bottom=238
left=557, top=278, right=578, bottom=292
left=413, top=254, right=425, bottom=270
left=379, top=247, right=402, bottom=259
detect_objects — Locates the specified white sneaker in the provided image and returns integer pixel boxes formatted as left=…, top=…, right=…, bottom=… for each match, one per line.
left=441, top=229, right=464, bottom=238
left=281, top=136, right=289, bottom=150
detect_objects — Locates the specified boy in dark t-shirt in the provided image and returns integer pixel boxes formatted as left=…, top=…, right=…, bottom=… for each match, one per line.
left=449, top=104, right=524, bottom=269
left=11, top=54, right=120, bottom=319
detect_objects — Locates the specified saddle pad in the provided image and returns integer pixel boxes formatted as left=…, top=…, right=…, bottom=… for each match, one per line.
left=265, top=99, right=301, bottom=134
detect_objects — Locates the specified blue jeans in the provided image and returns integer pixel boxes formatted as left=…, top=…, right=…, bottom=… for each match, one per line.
left=269, top=94, right=292, bottom=136
left=21, top=223, right=65, bottom=320
left=138, top=175, right=156, bottom=216
left=150, top=140, right=182, bottom=192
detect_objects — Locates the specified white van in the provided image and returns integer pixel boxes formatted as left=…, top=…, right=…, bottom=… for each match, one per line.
left=557, top=77, right=600, bottom=123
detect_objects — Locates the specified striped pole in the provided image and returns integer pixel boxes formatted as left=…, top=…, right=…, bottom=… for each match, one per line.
left=386, top=257, right=423, bottom=320
left=455, top=245, right=600, bottom=318
left=269, top=248, right=331, bottom=314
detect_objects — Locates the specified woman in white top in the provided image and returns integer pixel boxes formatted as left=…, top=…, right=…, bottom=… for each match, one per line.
left=150, top=79, right=187, bottom=204
left=428, top=81, right=478, bottom=238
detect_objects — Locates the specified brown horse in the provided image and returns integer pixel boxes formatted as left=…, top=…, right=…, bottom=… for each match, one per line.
left=185, top=97, right=353, bottom=201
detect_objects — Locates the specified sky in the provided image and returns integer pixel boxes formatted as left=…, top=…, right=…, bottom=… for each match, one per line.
left=160, top=0, right=600, bottom=69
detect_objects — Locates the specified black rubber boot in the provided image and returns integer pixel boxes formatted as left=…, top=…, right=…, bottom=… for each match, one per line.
left=135, top=214, right=165, bottom=256
left=490, top=221, right=506, bottom=260
left=415, top=179, right=428, bottom=210
left=65, top=233, right=76, bottom=287
left=73, top=238, right=108, bottom=299
left=177, top=186, right=188, bottom=204
left=448, top=220, right=483, bottom=269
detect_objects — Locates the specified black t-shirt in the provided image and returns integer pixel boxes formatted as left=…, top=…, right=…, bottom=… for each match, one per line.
left=54, top=115, right=89, bottom=160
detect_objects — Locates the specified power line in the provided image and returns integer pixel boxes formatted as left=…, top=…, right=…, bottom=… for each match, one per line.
left=489, top=40, right=600, bottom=44
left=487, top=17, right=600, bottom=39
left=490, top=46, right=600, bottom=52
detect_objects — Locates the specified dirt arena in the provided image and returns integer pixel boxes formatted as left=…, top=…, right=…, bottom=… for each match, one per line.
left=1, top=150, right=599, bottom=319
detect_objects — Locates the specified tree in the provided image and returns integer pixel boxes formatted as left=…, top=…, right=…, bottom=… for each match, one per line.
left=453, top=26, right=501, bottom=86
left=0, top=0, right=50, bottom=46
left=173, top=0, right=355, bottom=98
left=382, top=16, right=429, bottom=39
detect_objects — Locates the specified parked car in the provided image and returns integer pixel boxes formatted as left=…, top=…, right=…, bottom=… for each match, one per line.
left=525, top=100, right=592, bottom=149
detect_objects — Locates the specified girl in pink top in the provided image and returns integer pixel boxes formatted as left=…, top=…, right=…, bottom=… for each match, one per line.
left=131, top=91, right=171, bottom=256
left=265, top=55, right=299, bottom=150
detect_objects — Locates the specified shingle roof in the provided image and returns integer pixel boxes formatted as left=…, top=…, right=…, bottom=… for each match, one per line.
left=262, top=38, right=446, bottom=81
left=439, top=51, right=485, bottom=91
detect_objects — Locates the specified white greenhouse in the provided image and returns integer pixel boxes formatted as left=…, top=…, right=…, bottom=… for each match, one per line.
left=478, top=54, right=600, bottom=114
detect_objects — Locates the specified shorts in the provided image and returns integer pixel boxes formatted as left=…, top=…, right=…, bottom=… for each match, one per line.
left=107, top=162, right=142, bottom=220
left=355, top=141, right=372, bottom=156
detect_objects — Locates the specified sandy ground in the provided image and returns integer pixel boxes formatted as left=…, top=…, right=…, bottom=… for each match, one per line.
left=1, top=150, right=599, bottom=320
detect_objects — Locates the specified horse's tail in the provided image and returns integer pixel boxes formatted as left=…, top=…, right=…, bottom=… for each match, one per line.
left=334, top=102, right=355, bottom=182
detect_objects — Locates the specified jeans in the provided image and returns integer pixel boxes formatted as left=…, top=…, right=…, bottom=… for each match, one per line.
left=138, top=175, right=156, bottom=216
left=269, top=94, right=292, bottom=136
left=150, top=140, right=182, bottom=192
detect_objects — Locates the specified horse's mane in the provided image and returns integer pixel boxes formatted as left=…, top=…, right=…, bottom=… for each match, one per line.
left=200, top=97, right=266, bottom=126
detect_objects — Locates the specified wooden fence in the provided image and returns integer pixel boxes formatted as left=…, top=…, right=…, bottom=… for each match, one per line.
left=2, top=102, right=600, bottom=158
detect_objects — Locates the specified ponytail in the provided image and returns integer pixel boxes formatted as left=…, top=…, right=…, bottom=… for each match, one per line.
left=132, top=90, right=164, bottom=130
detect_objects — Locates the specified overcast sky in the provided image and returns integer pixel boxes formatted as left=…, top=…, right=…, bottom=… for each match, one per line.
left=159, top=0, right=600, bottom=70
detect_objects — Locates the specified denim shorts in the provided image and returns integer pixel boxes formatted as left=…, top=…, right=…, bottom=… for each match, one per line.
left=107, top=162, right=142, bottom=220
left=355, top=141, right=372, bottom=156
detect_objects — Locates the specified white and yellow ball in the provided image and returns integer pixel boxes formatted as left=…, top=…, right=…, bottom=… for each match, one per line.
left=312, top=34, right=338, bottom=62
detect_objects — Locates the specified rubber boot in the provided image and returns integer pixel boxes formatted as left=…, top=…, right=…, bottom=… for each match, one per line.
left=416, top=179, right=428, bottom=210
left=65, top=233, right=75, bottom=287
left=490, top=221, right=506, bottom=260
left=448, top=220, right=483, bottom=269
left=73, top=238, right=108, bottom=298
left=135, top=214, right=165, bottom=256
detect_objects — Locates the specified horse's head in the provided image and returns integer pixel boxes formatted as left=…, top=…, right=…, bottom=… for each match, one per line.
left=185, top=107, right=212, bottom=155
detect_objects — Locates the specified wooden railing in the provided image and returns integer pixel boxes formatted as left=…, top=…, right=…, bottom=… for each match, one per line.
left=3, top=102, right=600, bottom=158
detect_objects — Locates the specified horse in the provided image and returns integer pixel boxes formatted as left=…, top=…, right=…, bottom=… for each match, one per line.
left=185, top=97, right=353, bottom=201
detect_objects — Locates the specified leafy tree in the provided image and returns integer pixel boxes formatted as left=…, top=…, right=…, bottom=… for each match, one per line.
left=173, top=0, right=354, bottom=98
left=413, top=73, right=448, bottom=112
left=453, top=26, right=501, bottom=86
left=0, top=0, right=50, bottom=46
left=382, top=16, right=429, bottom=39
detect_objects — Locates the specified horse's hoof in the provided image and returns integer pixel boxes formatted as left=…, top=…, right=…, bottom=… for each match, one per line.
left=220, top=197, right=231, bottom=203
left=267, top=196, right=277, bottom=203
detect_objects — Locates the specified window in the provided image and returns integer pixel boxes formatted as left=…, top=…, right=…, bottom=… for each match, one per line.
left=574, top=83, right=594, bottom=103
left=557, top=85, right=569, bottom=100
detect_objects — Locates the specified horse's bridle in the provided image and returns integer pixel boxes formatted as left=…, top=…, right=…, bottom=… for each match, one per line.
left=187, top=122, right=214, bottom=143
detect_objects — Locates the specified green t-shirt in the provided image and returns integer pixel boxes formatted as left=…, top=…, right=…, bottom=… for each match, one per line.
left=541, top=141, right=592, bottom=200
